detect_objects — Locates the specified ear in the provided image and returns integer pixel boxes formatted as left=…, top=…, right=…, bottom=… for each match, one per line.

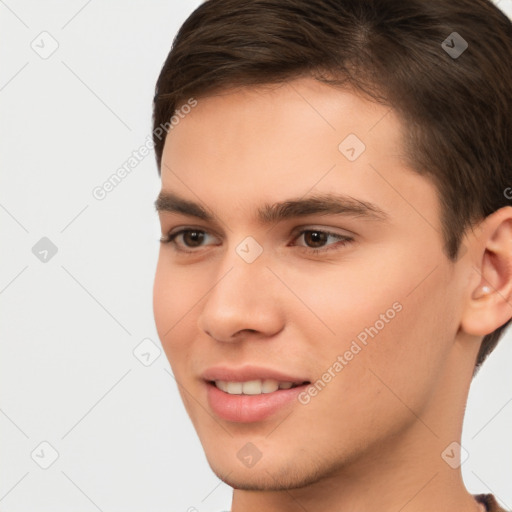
left=460, top=206, right=512, bottom=337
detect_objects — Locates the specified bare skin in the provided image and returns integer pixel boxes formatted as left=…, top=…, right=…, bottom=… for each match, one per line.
left=153, top=76, right=512, bottom=512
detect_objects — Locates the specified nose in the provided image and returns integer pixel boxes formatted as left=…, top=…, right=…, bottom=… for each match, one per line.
left=197, top=250, right=285, bottom=343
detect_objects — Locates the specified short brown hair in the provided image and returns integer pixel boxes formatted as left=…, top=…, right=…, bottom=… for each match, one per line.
left=152, top=0, right=512, bottom=376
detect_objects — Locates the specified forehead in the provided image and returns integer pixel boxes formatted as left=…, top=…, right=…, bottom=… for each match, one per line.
left=159, top=76, right=440, bottom=232
left=163, top=78, right=401, bottom=166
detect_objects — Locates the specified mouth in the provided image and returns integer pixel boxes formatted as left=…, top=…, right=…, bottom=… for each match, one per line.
left=207, top=379, right=311, bottom=395
left=204, top=379, right=312, bottom=422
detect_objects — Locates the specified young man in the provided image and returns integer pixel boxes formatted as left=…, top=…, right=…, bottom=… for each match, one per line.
left=151, top=1, right=512, bottom=510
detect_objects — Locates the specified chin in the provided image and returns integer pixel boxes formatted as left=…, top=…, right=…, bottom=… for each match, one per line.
left=204, top=448, right=332, bottom=492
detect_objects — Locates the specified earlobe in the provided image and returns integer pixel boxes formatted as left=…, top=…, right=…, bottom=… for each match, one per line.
left=460, top=207, right=512, bottom=337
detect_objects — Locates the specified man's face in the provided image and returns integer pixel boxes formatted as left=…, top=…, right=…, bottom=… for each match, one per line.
left=153, top=77, right=466, bottom=489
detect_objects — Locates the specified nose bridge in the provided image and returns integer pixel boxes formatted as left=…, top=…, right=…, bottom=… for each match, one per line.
left=211, top=234, right=271, bottom=303
left=197, top=238, right=283, bottom=341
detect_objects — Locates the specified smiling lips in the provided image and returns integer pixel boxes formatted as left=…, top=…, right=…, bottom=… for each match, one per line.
left=201, top=365, right=312, bottom=422
left=201, top=364, right=310, bottom=391
left=213, top=379, right=307, bottom=394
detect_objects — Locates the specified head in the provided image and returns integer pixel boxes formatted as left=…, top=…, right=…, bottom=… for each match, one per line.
left=151, top=0, right=512, bottom=496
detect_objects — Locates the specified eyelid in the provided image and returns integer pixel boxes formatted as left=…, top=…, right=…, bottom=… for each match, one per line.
left=163, top=223, right=355, bottom=239
left=161, top=227, right=221, bottom=248
left=290, top=224, right=356, bottom=239
left=291, top=229, right=353, bottom=253
left=160, top=224, right=355, bottom=254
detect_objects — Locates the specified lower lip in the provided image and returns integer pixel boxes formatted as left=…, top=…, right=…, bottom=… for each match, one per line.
left=205, top=381, right=310, bottom=423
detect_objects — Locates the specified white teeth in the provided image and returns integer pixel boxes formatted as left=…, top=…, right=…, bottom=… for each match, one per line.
left=226, top=382, right=243, bottom=394
left=216, top=380, right=229, bottom=392
left=214, top=379, right=302, bottom=394
left=262, top=379, right=280, bottom=393
left=242, top=380, right=264, bottom=395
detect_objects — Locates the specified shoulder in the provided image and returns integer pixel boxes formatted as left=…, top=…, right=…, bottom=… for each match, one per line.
left=474, top=493, right=511, bottom=512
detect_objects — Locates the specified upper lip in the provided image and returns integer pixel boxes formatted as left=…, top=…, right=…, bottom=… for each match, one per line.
left=201, top=365, right=310, bottom=384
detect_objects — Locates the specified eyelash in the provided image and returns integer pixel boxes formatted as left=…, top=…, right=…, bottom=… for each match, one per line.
left=159, top=228, right=354, bottom=255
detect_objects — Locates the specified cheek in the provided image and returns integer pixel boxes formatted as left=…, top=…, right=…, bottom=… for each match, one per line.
left=277, top=250, right=408, bottom=351
left=287, top=265, right=454, bottom=446
left=283, top=245, right=454, bottom=386
left=344, top=269, right=454, bottom=413
left=152, top=257, right=198, bottom=357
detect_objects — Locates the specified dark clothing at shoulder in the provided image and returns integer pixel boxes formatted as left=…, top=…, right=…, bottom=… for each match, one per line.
left=474, top=493, right=510, bottom=512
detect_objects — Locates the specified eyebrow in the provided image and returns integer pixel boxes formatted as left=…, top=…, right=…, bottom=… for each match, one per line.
left=154, top=190, right=389, bottom=224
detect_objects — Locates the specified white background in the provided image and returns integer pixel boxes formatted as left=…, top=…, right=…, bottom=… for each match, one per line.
left=1, top=1, right=511, bottom=511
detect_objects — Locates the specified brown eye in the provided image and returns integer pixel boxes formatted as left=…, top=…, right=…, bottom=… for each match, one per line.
left=293, top=229, right=354, bottom=254
left=181, top=230, right=205, bottom=247
left=303, top=230, right=329, bottom=248
left=160, top=228, right=220, bottom=253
